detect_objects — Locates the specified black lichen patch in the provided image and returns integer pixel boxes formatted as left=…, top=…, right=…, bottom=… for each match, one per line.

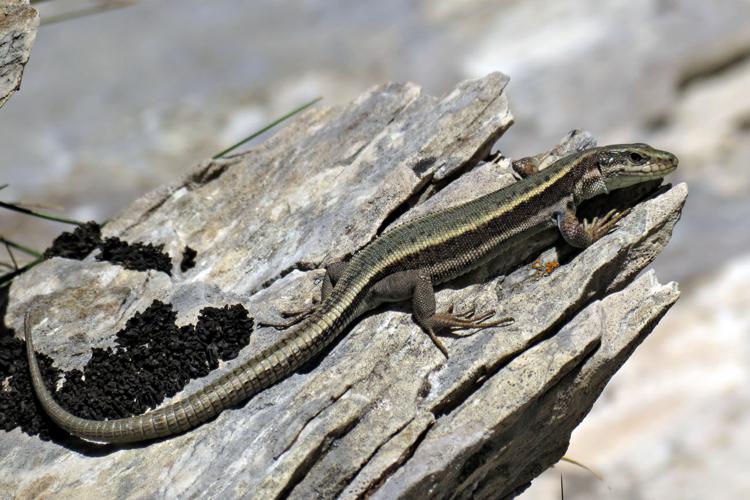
left=43, top=221, right=101, bottom=260
left=0, top=337, right=63, bottom=440
left=180, top=246, right=197, bottom=272
left=43, top=222, right=174, bottom=275
left=0, top=284, right=64, bottom=440
left=97, top=237, right=172, bottom=276
left=0, top=348, right=62, bottom=439
left=0, top=299, right=253, bottom=441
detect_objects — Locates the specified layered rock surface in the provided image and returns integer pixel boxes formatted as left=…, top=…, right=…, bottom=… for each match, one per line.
left=0, top=73, right=685, bottom=499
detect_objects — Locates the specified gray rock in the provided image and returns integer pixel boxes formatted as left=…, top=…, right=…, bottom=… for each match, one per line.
left=0, top=0, right=38, bottom=108
left=1, top=73, right=685, bottom=499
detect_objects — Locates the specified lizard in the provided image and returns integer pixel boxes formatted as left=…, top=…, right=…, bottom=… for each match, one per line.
left=23, top=143, right=678, bottom=444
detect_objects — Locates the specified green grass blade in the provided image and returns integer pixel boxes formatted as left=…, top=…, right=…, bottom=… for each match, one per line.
left=3, top=240, right=19, bottom=269
left=212, top=97, right=322, bottom=159
left=560, top=456, right=603, bottom=481
left=0, top=200, right=83, bottom=226
left=40, top=1, right=137, bottom=27
left=0, top=237, right=42, bottom=258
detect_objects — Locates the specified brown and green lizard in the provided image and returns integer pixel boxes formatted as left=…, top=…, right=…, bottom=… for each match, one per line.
left=24, top=143, right=678, bottom=443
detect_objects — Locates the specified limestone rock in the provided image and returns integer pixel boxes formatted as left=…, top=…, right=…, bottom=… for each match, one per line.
left=0, top=0, right=38, bottom=108
left=0, top=73, right=685, bottom=499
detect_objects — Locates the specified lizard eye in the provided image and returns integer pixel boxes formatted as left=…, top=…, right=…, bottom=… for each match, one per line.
left=628, top=152, right=647, bottom=164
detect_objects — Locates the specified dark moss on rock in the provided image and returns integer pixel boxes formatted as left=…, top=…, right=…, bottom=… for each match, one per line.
left=0, top=299, right=253, bottom=441
left=42, top=221, right=101, bottom=260
left=96, top=237, right=172, bottom=275
left=43, top=222, right=175, bottom=276
left=180, top=246, right=197, bottom=272
left=0, top=284, right=64, bottom=440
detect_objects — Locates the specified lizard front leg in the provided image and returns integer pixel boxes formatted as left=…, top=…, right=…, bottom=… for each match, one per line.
left=260, top=261, right=349, bottom=329
left=555, top=200, right=630, bottom=249
left=366, top=270, right=512, bottom=357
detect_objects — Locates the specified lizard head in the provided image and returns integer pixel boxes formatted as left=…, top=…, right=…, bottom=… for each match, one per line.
left=595, top=143, right=679, bottom=192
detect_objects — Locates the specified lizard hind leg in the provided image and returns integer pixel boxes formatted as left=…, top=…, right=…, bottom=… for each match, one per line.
left=407, top=273, right=513, bottom=358
left=364, top=270, right=514, bottom=358
left=258, top=261, right=350, bottom=330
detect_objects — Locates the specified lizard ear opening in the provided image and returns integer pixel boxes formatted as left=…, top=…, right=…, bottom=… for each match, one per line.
left=596, top=151, right=614, bottom=171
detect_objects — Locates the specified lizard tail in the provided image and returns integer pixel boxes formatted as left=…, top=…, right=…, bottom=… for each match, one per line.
left=23, top=310, right=333, bottom=443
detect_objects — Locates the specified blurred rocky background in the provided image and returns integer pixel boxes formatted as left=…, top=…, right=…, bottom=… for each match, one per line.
left=1, top=0, right=748, bottom=498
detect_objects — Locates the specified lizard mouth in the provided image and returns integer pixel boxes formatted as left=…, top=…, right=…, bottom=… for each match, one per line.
left=605, top=154, right=679, bottom=191
left=639, top=154, right=679, bottom=177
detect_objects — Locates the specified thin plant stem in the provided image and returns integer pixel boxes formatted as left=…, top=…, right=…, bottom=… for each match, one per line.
left=0, top=237, right=43, bottom=258
left=3, top=241, right=19, bottom=270
left=40, top=0, right=137, bottom=27
left=560, top=456, right=603, bottom=481
left=0, top=201, right=83, bottom=226
left=212, top=97, right=322, bottom=159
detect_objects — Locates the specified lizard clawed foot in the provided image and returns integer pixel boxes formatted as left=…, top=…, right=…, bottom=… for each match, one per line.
left=582, top=207, right=631, bottom=243
left=432, top=309, right=514, bottom=332
left=257, top=306, right=316, bottom=330
left=425, top=327, right=449, bottom=358
left=424, top=307, right=514, bottom=358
